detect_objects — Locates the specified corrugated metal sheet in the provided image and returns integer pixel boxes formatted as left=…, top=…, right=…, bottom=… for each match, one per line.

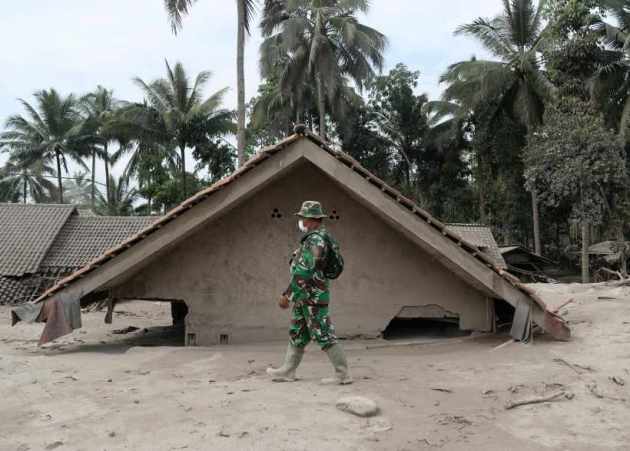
left=0, top=204, right=75, bottom=277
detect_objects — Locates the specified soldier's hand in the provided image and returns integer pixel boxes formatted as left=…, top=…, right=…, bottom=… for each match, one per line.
left=279, top=295, right=290, bottom=310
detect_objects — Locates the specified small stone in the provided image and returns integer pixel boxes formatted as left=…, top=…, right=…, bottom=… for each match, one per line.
left=336, top=396, right=379, bottom=417
left=45, top=442, right=63, bottom=450
left=365, top=417, right=392, bottom=433
left=133, top=400, right=140, bottom=404
left=109, top=431, right=116, bottom=437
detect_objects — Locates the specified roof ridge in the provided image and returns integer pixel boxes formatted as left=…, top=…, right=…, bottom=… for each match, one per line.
left=0, top=203, right=75, bottom=208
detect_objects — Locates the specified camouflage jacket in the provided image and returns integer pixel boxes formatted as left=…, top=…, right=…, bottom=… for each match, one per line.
left=284, top=226, right=331, bottom=304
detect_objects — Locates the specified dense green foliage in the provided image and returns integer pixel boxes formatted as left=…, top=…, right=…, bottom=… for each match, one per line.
left=2, top=0, right=630, bottom=277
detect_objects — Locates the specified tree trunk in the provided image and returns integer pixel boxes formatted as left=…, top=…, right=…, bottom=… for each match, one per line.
left=104, top=144, right=110, bottom=213
left=532, top=190, right=541, bottom=255
left=91, top=148, right=96, bottom=210
left=581, top=221, right=589, bottom=284
left=56, top=152, right=64, bottom=204
left=316, top=75, right=326, bottom=139
left=478, top=181, right=486, bottom=224
left=180, top=145, right=187, bottom=200
left=618, top=225, right=627, bottom=277
left=22, top=171, right=27, bottom=204
left=236, top=0, right=246, bottom=167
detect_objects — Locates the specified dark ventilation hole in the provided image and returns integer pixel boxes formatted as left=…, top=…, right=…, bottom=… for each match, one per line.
left=219, top=334, right=230, bottom=345
left=382, top=317, right=470, bottom=340
left=329, top=209, right=340, bottom=221
left=271, top=208, right=283, bottom=219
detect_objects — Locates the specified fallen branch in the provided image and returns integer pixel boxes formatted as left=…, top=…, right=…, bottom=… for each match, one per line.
left=553, top=358, right=593, bottom=375
left=430, top=387, right=453, bottom=393
left=505, top=391, right=568, bottom=410
left=491, top=339, right=514, bottom=352
left=552, top=298, right=574, bottom=314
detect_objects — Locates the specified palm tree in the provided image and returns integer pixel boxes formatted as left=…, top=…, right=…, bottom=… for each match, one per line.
left=79, top=85, right=124, bottom=209
left=0, top=159, right=57, bottom=203
left=164, top=0, right=256, bottom=167
left=441, top=0, right=555, bottom=255
left=63, top=171, right=95, bottom=208
left=124, top=60, right=234, bottom=200
left=260, top=0, right=387, bottom=139
left=95, top=174, right=139, bottom=216
left=0, top=89, right=90, bottom=203
left=116, top=140, right=179, bottom=215
left=80, top=86, right=127, bottom=211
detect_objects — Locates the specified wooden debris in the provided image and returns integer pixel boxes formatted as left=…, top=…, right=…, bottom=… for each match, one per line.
left=505, top=391, right=569, bottom=410
left=553, top=358, right=594, bottom=375
left=588, top=382, right=627, bottom=401
left=491, top=339, right=514, bottom=352
left=111, top=326, right=139, bottom=335
left=430, top=387, right=453, bottom=393
left=552, top=298, right=575, bottom=313
left=610, top=376, right=625, bottom=386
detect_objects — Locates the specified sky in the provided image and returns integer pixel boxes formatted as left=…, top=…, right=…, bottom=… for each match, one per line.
left=0, top=0, right=497, bottom=186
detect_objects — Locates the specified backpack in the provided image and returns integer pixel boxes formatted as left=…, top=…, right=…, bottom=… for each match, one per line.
left=302, top=230, right=345, bottom=280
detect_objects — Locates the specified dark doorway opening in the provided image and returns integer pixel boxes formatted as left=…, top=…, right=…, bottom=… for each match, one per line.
left=494, top=299, right=515, bottom=332
left=382, top=317, right=471, bottom=340
left=105, top=299, right=188, bottom=347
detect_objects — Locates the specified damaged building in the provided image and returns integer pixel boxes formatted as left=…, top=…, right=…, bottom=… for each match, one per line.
left=11, top=131, right=570, bottom=345
left=0, top=203, right=156, bottom=305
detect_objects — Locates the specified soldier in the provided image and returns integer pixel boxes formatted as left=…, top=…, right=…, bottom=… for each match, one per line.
left=267, top=201, right=352, bottom=385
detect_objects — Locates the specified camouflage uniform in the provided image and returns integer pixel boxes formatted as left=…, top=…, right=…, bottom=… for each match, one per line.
left=283, top=202, right=337, bottom=350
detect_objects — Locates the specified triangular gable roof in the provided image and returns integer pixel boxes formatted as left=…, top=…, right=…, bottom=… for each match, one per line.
left=24, top=130, right=569, bottom=340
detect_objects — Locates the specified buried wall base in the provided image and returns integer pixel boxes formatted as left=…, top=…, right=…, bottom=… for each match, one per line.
left=382, top=304, right=470, bottom=340
left=381, top=303, right=494, bottom=340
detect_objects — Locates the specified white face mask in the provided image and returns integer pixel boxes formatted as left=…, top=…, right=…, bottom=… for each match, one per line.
left=298, top=219, right=308, bottom=232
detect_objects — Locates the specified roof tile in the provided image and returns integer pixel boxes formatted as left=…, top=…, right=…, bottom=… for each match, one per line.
left=0, top=204, right=75, bottom=276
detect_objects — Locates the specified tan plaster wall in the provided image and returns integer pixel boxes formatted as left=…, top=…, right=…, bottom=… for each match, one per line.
left=112, top=161, right=491, bottom=345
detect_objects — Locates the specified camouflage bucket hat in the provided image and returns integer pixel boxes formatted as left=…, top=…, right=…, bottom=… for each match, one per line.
left=295, top=200, right=327, bottom=219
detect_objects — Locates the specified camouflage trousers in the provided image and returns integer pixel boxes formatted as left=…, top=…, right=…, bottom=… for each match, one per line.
left=289, top=301, right=337, bottom=350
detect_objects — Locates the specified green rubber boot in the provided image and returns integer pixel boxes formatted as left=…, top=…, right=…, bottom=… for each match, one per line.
left=266, top=344, right=304, bottom=382
left=322, top=343, right=353, bottom=385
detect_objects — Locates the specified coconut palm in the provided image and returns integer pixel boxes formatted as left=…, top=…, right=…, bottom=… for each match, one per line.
left=589, top=1, right=630, bottom=137
left=115, top=140, right=179, bottom=215
left=80, top=86, right=129, bottom=210
left=164, top=0, right=256, bottom=167
left=0, top=158, right=57, bottom=203
left=124, top=60, right=234, bottom=200
left=95, top=174, right=139, bottom=216
left=441, top=0, right=555, bottom=255
left=0, top=89, right=90, bottom=203
left=260, top=0, right=387, bottom=138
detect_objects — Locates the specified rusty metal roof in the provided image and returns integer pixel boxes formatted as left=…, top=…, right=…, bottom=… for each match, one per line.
left=0, top=203, right=75, bottom=277
left=446, top=224, right=506, bottom=269
left=41, top=215, right=159, bottom=269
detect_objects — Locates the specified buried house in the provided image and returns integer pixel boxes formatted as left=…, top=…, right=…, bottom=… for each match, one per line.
left=0, top=203, right=156, bottom=305
left=12, top=131, right=570, bottom=345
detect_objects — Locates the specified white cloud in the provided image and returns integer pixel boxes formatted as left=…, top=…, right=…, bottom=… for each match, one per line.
left=0, top=0, right=499, bottom=184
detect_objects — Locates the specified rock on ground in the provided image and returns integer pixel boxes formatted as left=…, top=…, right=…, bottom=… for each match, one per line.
left=336, top=396, right=379, bottom=417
